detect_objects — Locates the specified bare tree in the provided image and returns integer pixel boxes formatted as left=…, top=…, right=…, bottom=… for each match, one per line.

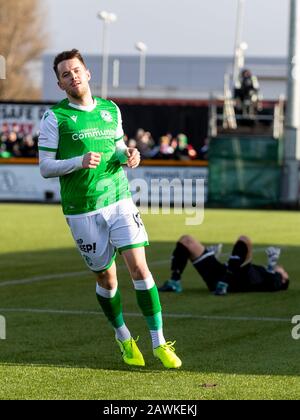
left=0, top=0, right=47, bottom=100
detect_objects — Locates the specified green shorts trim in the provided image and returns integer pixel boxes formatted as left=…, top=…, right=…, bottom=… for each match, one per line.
left=91, top=251, right=117, bottom=273
left=38, top=146, right=58, bottom=152
left=118, top=241, right=149, bottom=254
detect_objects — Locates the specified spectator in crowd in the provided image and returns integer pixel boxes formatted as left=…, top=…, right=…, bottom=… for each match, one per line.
left=157, top=135, right=175, bottom=159
left=173, top=133, right=197, bottom=160
left=0, top=124, right=39, bottom=158
left=5, top=131, right=21, bottom=157
left=1, top=122, right=9, bottom=134
left=128, top=138, right=138, bottom=149
left=11, top=122, right=23, bottom=141
left=234, top=68, right=261, bottom=116
left=124, top=134, right=138, bottom=149
left=120, top=129, right=204, bottom=162
left=0, top=132, right=9, bottom=157
left=198, top=137, right=209, bottom=160
left=170, top=136, right=178, bottom=152
left=135, top=128, right=158, bottom=159
left=0, top=122, right=204, bottom=161
left=20, top=134, right=38, bottom=157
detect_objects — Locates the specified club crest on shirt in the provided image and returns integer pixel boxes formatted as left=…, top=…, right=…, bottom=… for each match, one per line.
left=100, top=110, right=113, bottom=123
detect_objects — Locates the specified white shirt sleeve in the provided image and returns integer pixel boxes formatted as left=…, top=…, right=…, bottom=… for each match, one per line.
left=110, top=102, right=127, bottom=163
left=38, top=110, right=83, bottom=178
left=115, top=139, right=128, bottom=164
left=113, top=103, right=124, bottom=141
left=39, top=150, right=83, bottom=179
left=38, top=110, right=59, bottom=151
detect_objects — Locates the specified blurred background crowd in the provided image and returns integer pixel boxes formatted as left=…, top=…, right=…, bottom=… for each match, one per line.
left=125, top=128, right=207, bottom=160
left=0, top=123, right=39, bottom=158
left=0, top=122, right=207, bottom=160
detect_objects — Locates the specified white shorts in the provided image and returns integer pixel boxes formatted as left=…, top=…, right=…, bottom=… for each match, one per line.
left=66, top=198, right=149, bottom=272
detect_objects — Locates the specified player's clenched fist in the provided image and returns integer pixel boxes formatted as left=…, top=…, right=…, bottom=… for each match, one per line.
left=82, top=152, right=102, bottom=169
left=126, top=148, right=141, bottom=169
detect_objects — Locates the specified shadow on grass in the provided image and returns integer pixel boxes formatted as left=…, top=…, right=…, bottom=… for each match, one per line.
left=0, top=242, right=299, bottom=377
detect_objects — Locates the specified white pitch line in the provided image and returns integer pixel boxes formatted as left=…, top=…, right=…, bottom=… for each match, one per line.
left=0, top=270, right=89, bottom=287
left=0, top=307, right=291, bottom=323
left=0, top=260, right=170, bottom=287
left=0, top=246, right=284, bottom=288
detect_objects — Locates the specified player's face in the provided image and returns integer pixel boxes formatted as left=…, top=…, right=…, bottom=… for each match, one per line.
left=57, top=58, right=91, bottom=99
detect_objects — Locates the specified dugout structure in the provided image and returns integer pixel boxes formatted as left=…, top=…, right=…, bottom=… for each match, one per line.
left=208, top=135, right=282, bottom=208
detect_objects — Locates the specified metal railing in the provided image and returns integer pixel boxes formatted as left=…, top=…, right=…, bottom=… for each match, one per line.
left=209, top=96, right=285, bottom=139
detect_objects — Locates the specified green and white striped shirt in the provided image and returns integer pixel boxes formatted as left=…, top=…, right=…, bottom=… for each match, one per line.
left=38, top=97, right=131, bottom=215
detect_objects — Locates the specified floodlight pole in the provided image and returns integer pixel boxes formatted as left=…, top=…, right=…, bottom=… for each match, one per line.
left=135, top=42, right=147, bottom=89
left=97, top=11, right=117, bottom=99
left=233, top=0, right=246, bottom=87
left=282, top=0, right=300, bottom=206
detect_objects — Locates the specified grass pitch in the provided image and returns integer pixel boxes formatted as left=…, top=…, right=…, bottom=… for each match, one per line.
left=0, top=204, right=299, bottom=400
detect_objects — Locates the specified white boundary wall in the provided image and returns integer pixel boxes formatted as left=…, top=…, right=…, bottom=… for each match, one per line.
left=0, top=164, right=208, bottom=203
left=0, top=165, right=60, bottom=201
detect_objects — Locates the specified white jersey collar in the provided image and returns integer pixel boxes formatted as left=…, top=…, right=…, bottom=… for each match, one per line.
left=68, top=98, right=97, bottom=112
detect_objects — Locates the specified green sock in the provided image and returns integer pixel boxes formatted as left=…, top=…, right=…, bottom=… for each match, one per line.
left=96, top=288, right=124, bottom=329
left=135, top=285, right=163, bottom=330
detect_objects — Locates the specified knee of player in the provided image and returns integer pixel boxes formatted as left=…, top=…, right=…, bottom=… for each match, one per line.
left=96, top=271, right=116, bottom=288
left=130, top=265, right=150, bottom=280
left=179, top=235, right=196, bottom=247
left=238, top=235, right=252, bottom=247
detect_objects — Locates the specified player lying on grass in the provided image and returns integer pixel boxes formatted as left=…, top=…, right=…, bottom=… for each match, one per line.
left=38, top=49, right=181, bottom=369
left=159, top=235, right=290, bottom=295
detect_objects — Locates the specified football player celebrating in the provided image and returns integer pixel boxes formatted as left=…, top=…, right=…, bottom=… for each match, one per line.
left=38, top=49, right=181, bottom=369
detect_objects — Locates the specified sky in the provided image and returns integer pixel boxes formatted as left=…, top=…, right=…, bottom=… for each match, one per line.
left=43, top=0, right=290, bottom=58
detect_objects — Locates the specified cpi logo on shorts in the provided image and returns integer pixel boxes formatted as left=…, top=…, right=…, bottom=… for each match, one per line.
left=76, top=239, right=96, bottom=254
